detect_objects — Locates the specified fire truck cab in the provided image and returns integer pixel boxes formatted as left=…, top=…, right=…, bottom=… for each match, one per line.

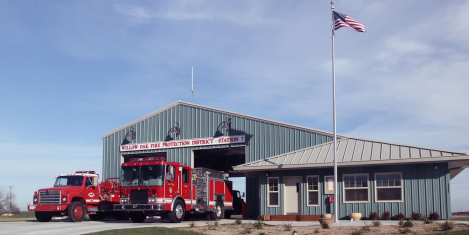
left=114, top=157, right=234, bottom=223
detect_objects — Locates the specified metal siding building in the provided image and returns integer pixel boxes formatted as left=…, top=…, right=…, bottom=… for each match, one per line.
left=102, top=101, right=469, bottom=219
left=101, top=101, right=334, bottom=218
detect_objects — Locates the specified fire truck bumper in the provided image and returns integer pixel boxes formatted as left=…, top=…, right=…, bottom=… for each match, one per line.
left=113, top=204, right=165, bottom=211
left=28, top=204, right=68, bottom=212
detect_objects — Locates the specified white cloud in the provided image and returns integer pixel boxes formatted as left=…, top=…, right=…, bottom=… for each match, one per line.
left=113, top=2, right=281, bottom=25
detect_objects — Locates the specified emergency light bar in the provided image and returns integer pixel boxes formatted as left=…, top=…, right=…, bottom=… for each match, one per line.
left=129, top=157, right=166, bottom=162
left=75, top=171, right=96, bottom=174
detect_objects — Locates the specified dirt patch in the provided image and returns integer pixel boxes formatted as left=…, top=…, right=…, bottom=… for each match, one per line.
left=177, top=221, right=469, bottom=235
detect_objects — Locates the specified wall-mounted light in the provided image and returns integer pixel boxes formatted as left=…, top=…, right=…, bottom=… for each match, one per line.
left=434, top=164, right=439, bottom=170
left=221, top=116, right=230, bottom=131
left=125, top=127, right=136, bottom=142
left=170, top=122, right=181, bottom=135
left=265, top=172, right=269, bottom=177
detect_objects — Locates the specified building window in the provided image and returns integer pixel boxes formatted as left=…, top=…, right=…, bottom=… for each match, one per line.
left=375, top=172, right=403, bottom=202
left=267, top=177, right=279, bottom=207
left=343, top=174, right=369, bottom=203
left=307, top=176, right=319, bottom=206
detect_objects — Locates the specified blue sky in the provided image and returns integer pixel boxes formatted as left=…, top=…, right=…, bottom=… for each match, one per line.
left=1, top=0, right=468, bottom=212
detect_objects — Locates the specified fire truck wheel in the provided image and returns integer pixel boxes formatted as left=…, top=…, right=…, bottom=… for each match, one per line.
left=130, top=213, right=146, bottom=223
left=168, top=199, right=185, bottom=223
left=89, top=212, right=105, bottom=221
left=211, top=201, right=224, bottom=220
left=68, top=201, right=86, bottom=222
left=35, top=212, right=52, bottom=222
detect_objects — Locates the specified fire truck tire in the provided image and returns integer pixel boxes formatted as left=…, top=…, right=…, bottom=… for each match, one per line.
left=68, top=201, right=86, bottom=222
left=130, top=213, right=146, bottom=223
left=224, top=211, right=232, bottom=219
left=89, top=212, right=105, bottom=221
left=114, top=212, right=130, bottom=220
left=211, top=201, right=224, bottom=220
left=168, top=199, right=185, bottom=223
left=35, top=212, right=52, bottom=222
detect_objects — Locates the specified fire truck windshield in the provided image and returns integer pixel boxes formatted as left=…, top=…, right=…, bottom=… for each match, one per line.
left=121, top=166, right=140, bottom=187
left=141, top=165, right=164, bottom=186
left=54, top=176, right=84, bottom=187
left=121, top=165, right=164, bottom=187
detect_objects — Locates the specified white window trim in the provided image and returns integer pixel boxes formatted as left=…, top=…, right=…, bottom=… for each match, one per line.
left=374, top=172, right=404, bottom=203
left=342, top=173, right=370, bottom=204
left=267, top=177, right=280, bottom=208
left=306, top=175, right=320, bottom=207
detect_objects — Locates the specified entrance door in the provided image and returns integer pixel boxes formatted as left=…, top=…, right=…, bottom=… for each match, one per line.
left=284, top=177, right=301, bottom=215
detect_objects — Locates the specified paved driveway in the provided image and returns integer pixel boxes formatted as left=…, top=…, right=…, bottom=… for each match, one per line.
left=0, top=218, right=234, bottom=235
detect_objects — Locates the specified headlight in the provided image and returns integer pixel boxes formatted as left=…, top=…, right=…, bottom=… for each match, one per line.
left=148, top=197, right=157, bottom=203
left=119, top=198, right=129, bottom=204
left=33, top=197, right=38, bottom=203
left=62, top=196, right=67, bottom=202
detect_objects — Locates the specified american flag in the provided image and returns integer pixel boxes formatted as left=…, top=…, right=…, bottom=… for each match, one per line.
left=333, top=11, right=366, bottom=32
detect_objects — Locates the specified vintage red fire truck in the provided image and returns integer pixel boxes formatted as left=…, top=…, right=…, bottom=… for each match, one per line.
left=113, top=157, right=236, bottom=223
left=28, top=171, right=128, bottom=222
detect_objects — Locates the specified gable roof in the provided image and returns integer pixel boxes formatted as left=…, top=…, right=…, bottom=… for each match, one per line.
left=101, top=101, right=347, bottom=139
left=233, top=137, right=469, bottom=179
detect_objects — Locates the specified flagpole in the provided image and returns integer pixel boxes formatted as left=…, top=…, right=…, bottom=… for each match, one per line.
left=331, top=1, right=339, bottom=223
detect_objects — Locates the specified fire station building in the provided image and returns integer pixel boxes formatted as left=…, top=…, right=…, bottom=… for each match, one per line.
left=101, top=101, right=469, bottom=219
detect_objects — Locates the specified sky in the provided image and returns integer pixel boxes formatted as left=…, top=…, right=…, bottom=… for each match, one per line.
left=0, top=0, right=468, bottom=212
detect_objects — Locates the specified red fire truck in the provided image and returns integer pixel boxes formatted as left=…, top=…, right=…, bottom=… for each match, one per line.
left=28, top=171, right=128, bottom=222
left=113, top=157, right=235, bottom=223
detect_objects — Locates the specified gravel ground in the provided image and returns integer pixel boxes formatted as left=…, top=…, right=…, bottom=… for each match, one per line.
left=178, top=220, right=469, bottom=235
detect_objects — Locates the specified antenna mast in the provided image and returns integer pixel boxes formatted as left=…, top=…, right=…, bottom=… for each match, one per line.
left=191, top=67, right=194, bottom=103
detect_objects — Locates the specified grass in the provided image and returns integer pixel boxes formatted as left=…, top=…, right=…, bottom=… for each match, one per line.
left=0, top=212, right=35, bottom=222
left=452, top=217, right=469, bottom=221
left=83, top=227, right=205, bottom=235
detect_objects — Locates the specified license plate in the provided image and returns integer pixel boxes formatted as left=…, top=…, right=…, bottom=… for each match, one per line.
left=29, top=205, right=36, bottom=210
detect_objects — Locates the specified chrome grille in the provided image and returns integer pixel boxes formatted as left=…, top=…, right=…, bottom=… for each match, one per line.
left=39, top=190, right=61, bottom=205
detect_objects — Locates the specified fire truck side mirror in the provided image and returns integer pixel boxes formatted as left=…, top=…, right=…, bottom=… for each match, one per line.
left=167, top=166, right=175, bottom=181
left=242, top=192, right=245, bottom=198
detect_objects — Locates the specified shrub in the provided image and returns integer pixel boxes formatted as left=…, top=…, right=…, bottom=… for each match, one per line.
left=235, top=218, right=243, bottom=225
left=282, top=222, right=293, bottom=231
left=253, top=219, right=264, bottom=229
left=422, top=218, right=433, bottom=224
left=214, top=220, right=220, bottom=227
left=321, top=222, right=330, bottom=229
left=394, top=213, right=406, bottom=220
left=429, top=212, right=440, bottom=220
left=439, top=220, right=454, bottom=231
left=402, top=220, right=414, bottom=228
left=411, top=212, right=422, bottom=220
left=373, top=220, right=381, bottom=227
left=398, top=219, right=405, bottom=227
left=314, top=228, right=319, bottom=233
left=259, top=233, right=266, bottom=235
left=189, top=221, right=196, bottom=228
left=369, top=212, right=379, bottom=220
left=381, top=211, right=391, bottom=220
left=351, top=231, right=363, bottom=235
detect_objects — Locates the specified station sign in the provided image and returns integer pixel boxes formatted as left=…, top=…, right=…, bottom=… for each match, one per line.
left=120, top=135, right=246, bottom=152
